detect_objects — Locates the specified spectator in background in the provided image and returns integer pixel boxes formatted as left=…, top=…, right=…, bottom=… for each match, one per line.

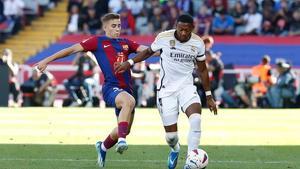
left=145, top=0, right=160, bottom=22
left=237, top=1, right=262, bottom=35
left=3, top=0, right=25, bottom=34
left=289, top=9, right=300, bottom=36
left=1, top=48, right=19, bottom=106
left=37, top=0, right=50, bottom=16
left=207, top=0, right=228, bottom=16
left=108, top=0, right=122, bottom=13
left=94, top=0, right=109, bottom=18
left=274, top=1, right=292, bottom=36
left=67, top=0, right=83, bottom=13
left=161, top=1, right=178, bottom=30
left=21, top=69, right=56, bottom=106
left=203, top=36, right=224, bottom=104
left=166, top=6, right=179, bottom=30
left=148, top=6, right=168, bottom=35
left=82, top=8, right=101, bottom=35
left=135, top=9, right=149, bottom=35
left=195, top=5, right=212, bottom=36
left=64, top=52, right=97, bottom=107
left=261, top=9, right=275, bottom=35
left=261, top=0, right=275, bottom=12
left=267, top=60, right=296, bottom=108
left=125, top=0, right=144, bottom=18
left=162, top=0, right=177, bottom=17
left=67, top=5, right=80, bottom=34
left=131, top=61, right=145, bottom=107
left=212, top=9, right=235, bottom=35
left=290, top=0, right=300, bottom=12
left=81, top=0, right=95, bottom=18
left=0, top=0, right=5, bottom=22
left=230, top=1, right=245, bottom=34
left=176, top=0, right=194, bottom=16
left=273, top=0, right=291, bottom=36
left=141, top=64, right=157, bottom=107
left=119, top=8, right=135, bottom=35
left=251, top=55, right=274, bottom=107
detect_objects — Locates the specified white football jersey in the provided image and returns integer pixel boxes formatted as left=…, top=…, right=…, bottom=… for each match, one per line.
left=151, top=29, right=206, bottom=97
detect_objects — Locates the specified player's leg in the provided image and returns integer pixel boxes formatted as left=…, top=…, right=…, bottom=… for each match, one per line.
left=157, top=95, right=180, bottom=169
left=179, top=85, right=202, bottom=152
left=96, top=110, right=135, bottom=168
left=185, top=103, right=202, bottom=152
left=114, top=91, right=135, bottom=154
left=96, top=127, right=117, bottom=168
left=96, top=86, right=134, bottom=167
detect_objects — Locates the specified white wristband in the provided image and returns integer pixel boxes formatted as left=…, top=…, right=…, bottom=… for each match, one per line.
left=205, top=91, right=212, bottom=96
left=127, top=59, right=134, bottom=66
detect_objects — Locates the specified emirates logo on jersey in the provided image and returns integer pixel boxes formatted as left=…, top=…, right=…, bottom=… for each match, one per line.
left=169, top=40, right=176, bottom=49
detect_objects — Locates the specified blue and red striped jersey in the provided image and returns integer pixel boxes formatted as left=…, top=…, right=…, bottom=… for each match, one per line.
left=80, top=36, right=140, bottom=90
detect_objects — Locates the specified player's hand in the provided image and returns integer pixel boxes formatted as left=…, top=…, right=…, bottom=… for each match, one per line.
left=206, top=95, right=217, bottom=115
left=34, top=60, right=48, bottom=73
left=114, top=61, right=131, bottom=74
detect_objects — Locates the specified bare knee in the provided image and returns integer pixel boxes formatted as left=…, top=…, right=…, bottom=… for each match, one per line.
left=123, top=95, right=136, bottom=109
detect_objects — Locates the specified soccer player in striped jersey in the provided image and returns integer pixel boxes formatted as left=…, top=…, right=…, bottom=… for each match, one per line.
left=35, top=13, right=147, bottom=168
left=115, top=14, right=218, bottom=169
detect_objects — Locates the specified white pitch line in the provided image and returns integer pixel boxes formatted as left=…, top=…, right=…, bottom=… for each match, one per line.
left=0, top=158, right=297, bottom=164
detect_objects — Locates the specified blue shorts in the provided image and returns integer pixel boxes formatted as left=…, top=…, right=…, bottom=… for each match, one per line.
left=102, top=85, right=133, bottom=116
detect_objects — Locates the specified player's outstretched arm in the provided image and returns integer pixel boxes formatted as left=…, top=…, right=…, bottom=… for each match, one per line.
left=196, top=60, right=218, bottom=115
left=115, top=47, right=155, bottom=74
left=35, top=44, right=84, bottom=72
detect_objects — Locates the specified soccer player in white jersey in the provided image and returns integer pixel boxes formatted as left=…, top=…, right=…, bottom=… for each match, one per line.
left=115, top=14, right=218, bottom=169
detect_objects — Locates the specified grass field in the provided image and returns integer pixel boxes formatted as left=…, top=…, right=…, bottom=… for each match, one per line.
left=0, top=108, right=299, bottom=169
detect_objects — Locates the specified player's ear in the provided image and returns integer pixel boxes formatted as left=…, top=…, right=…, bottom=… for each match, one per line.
left=102, top=21, right=107, bottom=31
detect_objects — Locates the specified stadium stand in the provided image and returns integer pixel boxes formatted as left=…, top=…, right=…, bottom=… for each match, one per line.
left=0, top=0, right=67, bottom=63
left=1, top=0, right=300, bottom=108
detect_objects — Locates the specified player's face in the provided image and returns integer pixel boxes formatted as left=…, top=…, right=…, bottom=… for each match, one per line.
left=175, top=22, right=194, bottom=42
left=103, top=19, right=121, bottom=38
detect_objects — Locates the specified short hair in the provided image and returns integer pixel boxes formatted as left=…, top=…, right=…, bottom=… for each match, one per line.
left=101, top=13, right=120, bottom=24
left=262, top=55, right=271, bottom=63
left=177, top=14, right=194, bottom=24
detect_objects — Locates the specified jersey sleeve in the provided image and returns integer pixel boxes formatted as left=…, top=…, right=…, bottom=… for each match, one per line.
left=150, top=35, right=163, bottom=52
left=80, top=36, right=98, bottom=51
left=127, top=39, right=140, bottom=53
left=195, top=41, right=206, bottom=62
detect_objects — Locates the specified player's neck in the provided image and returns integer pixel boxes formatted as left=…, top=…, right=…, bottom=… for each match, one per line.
left=105, top=33, right=118, bottom=39
left=174, top=31, right=191, bottom=43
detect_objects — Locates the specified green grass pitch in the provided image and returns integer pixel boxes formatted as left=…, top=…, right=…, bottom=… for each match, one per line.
left=0, top=108, right=299, bottom=169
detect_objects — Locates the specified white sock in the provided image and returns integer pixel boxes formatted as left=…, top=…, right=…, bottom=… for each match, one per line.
left=118, top=137, right=126, bottom=143
left=165, top=132, right=180, bottom=152
left=101, top=143, right=107, bottom=152
left=187, top=113, right=201, bottom=152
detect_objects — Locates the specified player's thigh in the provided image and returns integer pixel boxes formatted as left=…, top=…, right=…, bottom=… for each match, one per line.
left=102, top=86, right=134, bottom=108
left=178, top=85, right=202, bottom=116
left=157, top=94, right=179, bottom=127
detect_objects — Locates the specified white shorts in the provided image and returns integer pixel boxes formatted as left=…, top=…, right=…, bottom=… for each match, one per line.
left=157, top=85, right=201, bottom=126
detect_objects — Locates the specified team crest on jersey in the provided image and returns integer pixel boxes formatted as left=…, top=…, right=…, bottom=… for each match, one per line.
left=169, top=40, right=176, bottom=49
left=122, top=45, right=129, bottom=51
left=191, top=46, right=197, bottom=53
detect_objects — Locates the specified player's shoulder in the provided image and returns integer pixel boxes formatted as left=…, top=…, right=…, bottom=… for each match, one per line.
left=155, top=29, right=175, bottom=40
left=190, top=33, right=205, bottom=46
left=191, top=33, right=204, bottom=43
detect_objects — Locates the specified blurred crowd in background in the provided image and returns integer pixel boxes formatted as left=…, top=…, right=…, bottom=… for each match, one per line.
left=1, top=36, right=299, bottom=109
left=0, top=0, right=300, bottom=108
left=65, top=0, right=300, bottom=36
left=1, top=0, right=300, bottom=37
left=0, top=0, right=60, bottom=41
